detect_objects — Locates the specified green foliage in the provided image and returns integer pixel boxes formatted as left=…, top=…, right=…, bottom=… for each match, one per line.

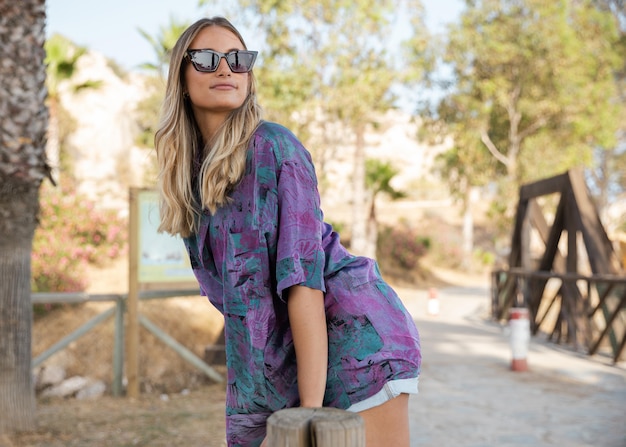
left=45, top=34, right=103, bottom=96
left=32, top=181, right=127, bottom=293
left=473, top=247, right=496, bottom=268
left=377, top=223, right=430, bottom=271
left=45, top=33, right=87, bottom=97
left=365, top=159, right=407, bottom=201
left=134, top=17, right=188, bottom=177
left=209, top=0, right=431, bottom=148
left=421, top=0, right=623, bottom=232
left=365, top=158, right=407, bottom=249
left=134, top=77, right=166, bottom=149
left=137, top=16, right=191, bottom=77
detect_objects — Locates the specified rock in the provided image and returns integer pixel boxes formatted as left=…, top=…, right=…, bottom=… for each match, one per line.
left=58, top=51, right=155, bottom=211
left=76, top=380, right=106, bottom=400
left=41, top=376, right=89, bottom=398
left=36, top=365, right=66, bottom=390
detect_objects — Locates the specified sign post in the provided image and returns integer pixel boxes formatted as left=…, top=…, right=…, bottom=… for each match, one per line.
left=126, top=188, right=199, bottom=397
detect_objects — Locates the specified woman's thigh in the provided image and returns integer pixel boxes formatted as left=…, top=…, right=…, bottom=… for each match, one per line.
left=358, top=393, right=410, bottom=447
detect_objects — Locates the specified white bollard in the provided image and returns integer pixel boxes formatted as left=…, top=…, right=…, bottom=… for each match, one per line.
left=427, top=288, right=439, bottom=316
left=508, top=307, right=530, bottom=371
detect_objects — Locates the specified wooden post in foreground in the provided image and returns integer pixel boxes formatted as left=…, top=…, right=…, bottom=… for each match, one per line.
left=266, top=408, right=364, bottom=447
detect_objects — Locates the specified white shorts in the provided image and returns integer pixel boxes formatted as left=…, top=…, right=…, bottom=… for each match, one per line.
left=346, top=377, right=419, bottom=413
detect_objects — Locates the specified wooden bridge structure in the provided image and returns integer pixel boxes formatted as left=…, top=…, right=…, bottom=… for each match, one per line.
left=491, top=169, right=626, bottom=363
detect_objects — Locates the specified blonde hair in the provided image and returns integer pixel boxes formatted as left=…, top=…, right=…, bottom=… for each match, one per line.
left=155, top=17, right=262, bottom=237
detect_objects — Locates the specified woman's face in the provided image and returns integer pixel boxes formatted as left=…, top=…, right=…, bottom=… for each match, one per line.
left=184, top=26, right=250, bottom=124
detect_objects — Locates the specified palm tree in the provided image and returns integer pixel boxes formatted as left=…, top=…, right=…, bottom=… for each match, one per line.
left=364, top=159, right=406, bottom=259
left=0, top=0, right=50, bottom=433
left=134, top=16, right=190, bottom=153
left=137, top=15, right=190, bottom=78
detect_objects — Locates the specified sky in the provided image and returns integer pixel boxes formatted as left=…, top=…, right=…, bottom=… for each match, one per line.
left=46, top=0, right=464, bottom=72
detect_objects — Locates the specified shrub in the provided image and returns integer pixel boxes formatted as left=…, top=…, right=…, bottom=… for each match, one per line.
left=377, top=224, right=430, bottom=271
left=473, top=247, right=496, bottom=267
left=32, top=180, right=127, bottom=293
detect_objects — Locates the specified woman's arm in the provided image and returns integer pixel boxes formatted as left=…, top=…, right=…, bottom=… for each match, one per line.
left=287, top=284, right=328, bottom=408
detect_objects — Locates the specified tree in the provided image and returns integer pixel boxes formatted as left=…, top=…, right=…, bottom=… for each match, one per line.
left=200, top=0, right=431, bottom=255
left=364, top=159, right=406, bottom=258
left=588, top=0, right=626, bottom=225
left=0, top=0, right=49, bottom=433
left=138, top=15, right=191, bottom=78
left=421, top=0, right=622, bottom=236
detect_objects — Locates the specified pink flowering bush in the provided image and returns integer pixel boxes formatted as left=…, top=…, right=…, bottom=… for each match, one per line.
left=32, top=180, right=127, bottom=293
left=377, top=223, right=430, bottom=271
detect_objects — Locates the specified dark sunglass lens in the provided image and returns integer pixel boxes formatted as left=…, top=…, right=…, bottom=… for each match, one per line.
left=191, top=51, right=219, bottom=71
left=227, top=52, right=255, bottom=73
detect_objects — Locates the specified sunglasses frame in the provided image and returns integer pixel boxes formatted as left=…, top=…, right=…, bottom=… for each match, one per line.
left=185, top=49, right=258, bottom=73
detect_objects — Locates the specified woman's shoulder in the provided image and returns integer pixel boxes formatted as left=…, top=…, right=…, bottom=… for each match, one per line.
left=252, top=121, right=311, bottom=164
left=254, top=120, right=297, bottom=140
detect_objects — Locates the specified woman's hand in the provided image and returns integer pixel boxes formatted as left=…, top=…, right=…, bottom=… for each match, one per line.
left=287, top=285, right=328, bottom=408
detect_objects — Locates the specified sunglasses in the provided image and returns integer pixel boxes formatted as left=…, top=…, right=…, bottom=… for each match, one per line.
left=185, top=49, right=258, bottom=73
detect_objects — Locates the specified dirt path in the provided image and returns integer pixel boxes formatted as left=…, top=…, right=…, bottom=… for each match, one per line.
left=401, top=283, right=626, bottom=447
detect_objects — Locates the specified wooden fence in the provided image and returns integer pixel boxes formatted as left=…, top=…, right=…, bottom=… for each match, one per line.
left=492, top=169, right=626, bottom=363
left=491, top=268, right=626, bottom=363
left=31, top=290, right=223, bottom=397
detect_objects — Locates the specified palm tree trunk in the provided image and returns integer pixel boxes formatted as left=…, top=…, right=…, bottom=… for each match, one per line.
left=0, top=0, right=49, bottom=433
left=364, top=192, right=377, bottom=259
left=0, top=194, right=37, bottom=432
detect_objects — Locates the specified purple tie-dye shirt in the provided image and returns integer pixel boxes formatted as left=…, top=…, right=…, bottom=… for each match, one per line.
left=184, top=121, right=421, bottom=447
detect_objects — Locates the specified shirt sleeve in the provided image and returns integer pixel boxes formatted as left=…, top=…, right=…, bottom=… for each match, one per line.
left=273, top=131, right=326, bottom=299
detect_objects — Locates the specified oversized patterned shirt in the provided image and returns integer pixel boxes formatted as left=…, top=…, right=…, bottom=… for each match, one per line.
left=184, top=121, right=421, bottom=447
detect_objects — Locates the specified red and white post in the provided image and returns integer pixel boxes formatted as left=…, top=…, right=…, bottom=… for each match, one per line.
left=508, top=307, right=530, bottom=371
left=427, top=288, right=439, bottom=316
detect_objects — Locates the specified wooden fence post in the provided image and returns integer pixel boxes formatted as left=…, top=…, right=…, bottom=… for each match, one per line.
left=266, top=407, right=364, bottom=447
left=127, top=188, right=140, bottom=398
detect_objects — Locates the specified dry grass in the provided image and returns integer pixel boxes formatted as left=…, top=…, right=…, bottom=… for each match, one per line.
left=3, top=384, right=227, bottom=447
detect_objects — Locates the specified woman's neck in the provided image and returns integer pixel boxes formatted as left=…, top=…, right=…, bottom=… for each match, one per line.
left=193, top=109, right=229, bottom=144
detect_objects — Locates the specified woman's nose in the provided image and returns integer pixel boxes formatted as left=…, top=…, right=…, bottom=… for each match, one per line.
left=215, top=56, right=231, bottom=75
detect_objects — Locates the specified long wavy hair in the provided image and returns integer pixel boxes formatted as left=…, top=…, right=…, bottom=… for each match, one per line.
left=155, top=17, right=262, bottom=237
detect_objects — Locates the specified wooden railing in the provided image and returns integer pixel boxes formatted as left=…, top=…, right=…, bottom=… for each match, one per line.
left=31, top=290, right=223, bottom=397
left=491, top=268, right=626, bottom=363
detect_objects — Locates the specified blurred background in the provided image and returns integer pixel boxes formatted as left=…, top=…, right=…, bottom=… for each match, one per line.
left=33, top=0, right=626, bottom=395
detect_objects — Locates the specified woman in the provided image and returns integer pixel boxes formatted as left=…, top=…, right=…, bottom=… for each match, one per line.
left=155, top=17, right=421, bottom=447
